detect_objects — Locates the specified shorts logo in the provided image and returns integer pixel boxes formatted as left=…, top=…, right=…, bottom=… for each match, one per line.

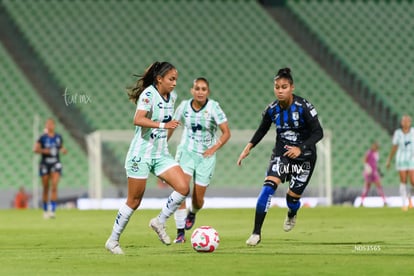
left=271, top=157, right=308, bottom=175
left=131, top=156, right=141, bottom=172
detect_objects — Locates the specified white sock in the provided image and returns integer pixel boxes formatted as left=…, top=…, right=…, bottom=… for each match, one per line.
left=174, top=208, right=187, bottom=229
left=110, top=203, right=134, bottom=241
left=190, top=205, right=200, bottom=215
left=158, top=191, right=186, bottom=224
left=400, top=183, right=407, bottom=207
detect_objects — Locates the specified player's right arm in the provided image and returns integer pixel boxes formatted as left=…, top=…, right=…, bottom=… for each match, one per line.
left=386, top=144, right=398, bottom=169
left=33, top=140, right=50, bottom=155
left=237, top=108, right=272, bottom=166
left=133, top=109, right=179, bottom=129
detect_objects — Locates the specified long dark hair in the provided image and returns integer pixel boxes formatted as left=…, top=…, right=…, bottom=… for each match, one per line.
left=127, top=61, right=176, bottom=104
left=274, top=67, right=294, bottom=84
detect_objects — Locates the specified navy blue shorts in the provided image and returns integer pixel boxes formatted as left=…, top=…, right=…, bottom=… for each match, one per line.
left=39, top=162, right=62, bottom=176
left=265, top=154, right=316, bottom=195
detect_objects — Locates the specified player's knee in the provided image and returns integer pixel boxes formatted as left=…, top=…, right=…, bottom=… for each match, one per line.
left=264, top=179, right=278, bottom=189
left=177, top=185, right=190, bottom=196
left=286, top=193, right=301, bottom=211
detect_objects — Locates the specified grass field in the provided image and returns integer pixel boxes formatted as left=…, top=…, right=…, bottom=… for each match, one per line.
left=1, top=206, right=414, bottom=275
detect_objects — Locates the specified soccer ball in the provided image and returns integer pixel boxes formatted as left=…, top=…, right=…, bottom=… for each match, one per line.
left=191, top=226, right=220, bottom=253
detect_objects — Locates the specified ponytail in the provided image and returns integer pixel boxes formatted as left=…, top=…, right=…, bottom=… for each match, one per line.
left=127, top=61, right=176, bottom=104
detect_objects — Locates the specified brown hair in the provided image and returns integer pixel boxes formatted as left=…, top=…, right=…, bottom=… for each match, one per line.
left=127, top=61, right=176, bottom=104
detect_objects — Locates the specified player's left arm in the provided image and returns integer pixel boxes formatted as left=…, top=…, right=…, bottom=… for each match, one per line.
left=59, top=135, right=68, bottom=154
left=60, top=143, right=68, bottom=154
left=300, top=116, right=324, bottom=152
left=203, top=122, right=231, bottom=157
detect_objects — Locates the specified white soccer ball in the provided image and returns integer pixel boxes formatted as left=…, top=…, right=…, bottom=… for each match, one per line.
left=191, top=226, right=220, bottom=253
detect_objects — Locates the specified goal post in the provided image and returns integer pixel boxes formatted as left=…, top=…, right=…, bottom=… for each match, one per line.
left=85, top=129, right=332, bottom=206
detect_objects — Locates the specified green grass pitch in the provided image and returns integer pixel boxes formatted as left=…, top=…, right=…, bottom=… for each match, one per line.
left=1, top=207, right=414, bottom=275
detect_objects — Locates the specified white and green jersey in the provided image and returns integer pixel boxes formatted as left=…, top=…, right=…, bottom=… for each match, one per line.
left=127, top=85, right=177, bottom=159
left=392, top=127, right=414, bottom=169
left=174, top=98, right=227, bottom=154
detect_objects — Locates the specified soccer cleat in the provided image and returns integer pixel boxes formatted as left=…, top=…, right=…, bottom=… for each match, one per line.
left=43, top=211, right=56, bottom=219
left=246, top=234, right=261, bottom=246
left=184, top=212, right=196, bottom=230
left=149, top=217, right=171, bottom=245
left=105, top=238, right=124, bottom=255
left=173, top=231, right=186, bottom=244
left=283, top=215, right=297, bottom=232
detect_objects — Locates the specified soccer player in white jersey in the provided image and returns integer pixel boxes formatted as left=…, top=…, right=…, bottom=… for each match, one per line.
left=386, top=115, right=414, bottom=211
left=170, top=77, right=231, bottom=243
left=105, top=61, right=189, bottom=254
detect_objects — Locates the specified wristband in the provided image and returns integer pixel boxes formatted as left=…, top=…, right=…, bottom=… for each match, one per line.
left=159, top=123, right=165, bottom=129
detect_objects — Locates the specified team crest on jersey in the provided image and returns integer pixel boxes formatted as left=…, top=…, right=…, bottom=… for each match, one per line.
left=292, top=112, right=299, bottom=121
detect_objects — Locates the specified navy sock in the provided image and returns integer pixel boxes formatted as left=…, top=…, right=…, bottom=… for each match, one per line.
left=253, top=185, right=276, bottom=235
left=51, top=201, right=57, bottom=212
left=286, top=194, right=301, bottom=218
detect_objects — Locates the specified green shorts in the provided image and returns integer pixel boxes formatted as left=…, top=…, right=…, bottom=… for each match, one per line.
left=175, top=148, right=216, bottom=187
left=396, top=159, right=414, bottom=171
left=125, top=153, right=179, bottom=179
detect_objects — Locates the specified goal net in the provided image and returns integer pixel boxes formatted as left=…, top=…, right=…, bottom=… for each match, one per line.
left=86, top=129, right=332, bottom=206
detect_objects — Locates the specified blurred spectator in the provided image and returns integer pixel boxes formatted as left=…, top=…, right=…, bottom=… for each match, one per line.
left=360, top=141, right=386, bottom=206
left=14, top=186, right=31, bottom=209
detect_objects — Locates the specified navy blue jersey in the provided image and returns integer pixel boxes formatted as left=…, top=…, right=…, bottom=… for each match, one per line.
left=37, top=133, right=63, bottom=164
left=250, top=94, right=323, bottom=159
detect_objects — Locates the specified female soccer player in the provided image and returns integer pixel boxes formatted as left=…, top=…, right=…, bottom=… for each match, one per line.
left=105, top=61, right=189, bottom=254
left=170, top=77, right=231, bottom=243
left=386, top=114, right=414, bottom=211
left=33, top=118, right=67, bottom=219
left=237, top=68, right=323, bottom=246
left=360, top=141, right=386, bottom=206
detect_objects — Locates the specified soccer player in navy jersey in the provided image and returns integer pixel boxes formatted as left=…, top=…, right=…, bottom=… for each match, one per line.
left=237, top=68, right=324, bottom=246
left=33, top=118, right=67, bottom=219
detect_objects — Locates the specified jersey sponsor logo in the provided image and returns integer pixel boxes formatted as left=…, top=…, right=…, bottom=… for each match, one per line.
left=310, top=108, right=317, bottom=117
left=162, top=115, right=172, bottom=123
left=150, top=131, right=167, bottom=140
left=191, top=123, right=202, bottom=132
left=157, top=102, right=174, bottom=110
left=281, top=130, right=298, bottom=142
